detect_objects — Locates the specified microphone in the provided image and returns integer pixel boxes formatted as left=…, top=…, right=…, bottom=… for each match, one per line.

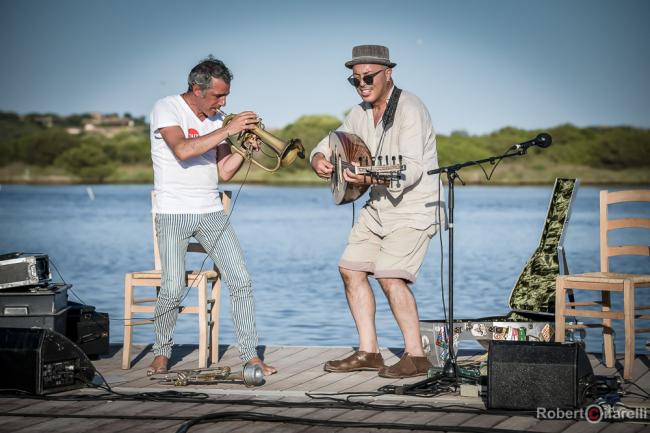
left=511, top=133, right=553, bottom=151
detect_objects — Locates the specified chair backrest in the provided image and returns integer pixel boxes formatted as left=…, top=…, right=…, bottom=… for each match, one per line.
left=151, top=191, right=232, bottom=270
left=600, top=189, right=650, bottom=272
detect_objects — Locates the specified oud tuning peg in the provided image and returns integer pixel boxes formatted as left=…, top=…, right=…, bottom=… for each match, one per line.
left=398, top=155, right=403, bottom=167
left=392, top=156, right=396, bottom=165
left=371, top=157, right=376, bottom=166
left=378, top=155, right=383, bottom=165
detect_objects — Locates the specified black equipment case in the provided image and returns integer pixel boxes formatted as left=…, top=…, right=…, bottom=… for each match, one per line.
left=0, top=253, right=51, bottom=290
left=0, top=284, right=70, bottom=335
left=66, top=302, right=110, bottom=358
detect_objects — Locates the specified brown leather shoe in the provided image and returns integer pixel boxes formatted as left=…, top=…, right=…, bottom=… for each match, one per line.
left=378, top=353, right=432, bottom=378
left=324, top=351, right=385, bottom=372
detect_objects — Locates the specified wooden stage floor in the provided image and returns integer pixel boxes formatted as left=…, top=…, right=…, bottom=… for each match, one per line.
left=1, top=344, right=648, bottom=433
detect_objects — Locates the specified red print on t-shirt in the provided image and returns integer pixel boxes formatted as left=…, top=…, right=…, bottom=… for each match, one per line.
left=187, top=128, right=199, bottom=138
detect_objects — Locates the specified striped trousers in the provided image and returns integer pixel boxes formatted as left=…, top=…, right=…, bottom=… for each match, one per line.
left=153, top=211, right=258, bottom=361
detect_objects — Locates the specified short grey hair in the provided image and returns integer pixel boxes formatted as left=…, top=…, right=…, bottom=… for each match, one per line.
left=187, top=56, right=233, bottom=94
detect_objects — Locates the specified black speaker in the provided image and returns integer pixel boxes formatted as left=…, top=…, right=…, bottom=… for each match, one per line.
left=66, top=302, right=110, bottom=358
left=0, top=327, right=95, bottom=394
left=488, top=341, right=594, bottom=410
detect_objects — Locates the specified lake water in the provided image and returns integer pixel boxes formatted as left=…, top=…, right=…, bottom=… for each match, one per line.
left=0, top=184, right=648, bottom=355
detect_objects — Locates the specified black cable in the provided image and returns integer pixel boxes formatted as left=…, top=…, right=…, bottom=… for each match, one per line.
left=0, top=385, right=529, bottom=418
left=23, top=175, right=244, bottom=334
left=15, top=163, right=254, bottom=394
left=618, top=391, right=646, bottom=400
left=6, top=254, right=110, bottom=344
left=8, top=162, right=263, bottom=417
left=425, top=142, right=523, bottom=389
left=0, top=389, right=475, bottom=413
left=17, top=254, right=68, bottom=289
left=74, top=347, right=215, bottom=402
left=15, top=256, right=112, bottom=343
left=304, top=391, right=537, bottom=417
left=0, top=412, right=189, bottom=422
left=175, top=411, right=535, bottom=433
left=36, top=158, right=253, bottom=329
left=127, top=159, right=252, bottom=325
left=378, top=375, right=462, bottom=398
left=47, top=257, right=68, bottom=286
left=2, top=410, right=645, bottom=432
left=7, top=385, right=647, bottom=425
left=471, top=144, right=519, bottom=182
left=624, top=381, right=650, bottom=399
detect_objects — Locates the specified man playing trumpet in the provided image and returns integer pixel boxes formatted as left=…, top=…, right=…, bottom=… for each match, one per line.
left=310, top=45, right=444, bottom=378
left=147, top=56, right=276, bottom=376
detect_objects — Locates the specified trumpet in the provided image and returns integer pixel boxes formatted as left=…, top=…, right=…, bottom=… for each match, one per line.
left=157, top=364, right=265, bottom=387
left=219, top=110, right=305, bottom=172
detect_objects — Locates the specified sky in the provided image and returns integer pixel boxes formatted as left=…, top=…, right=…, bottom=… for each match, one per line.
left=1, top=0, right=649, bottom=135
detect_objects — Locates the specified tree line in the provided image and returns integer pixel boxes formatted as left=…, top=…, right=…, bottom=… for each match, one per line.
left=0, top=111, right=149, bottom=181
left=0, top=110, right=648, bottom=183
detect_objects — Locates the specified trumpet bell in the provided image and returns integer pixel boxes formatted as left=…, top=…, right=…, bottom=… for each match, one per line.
left=280, top=139, right=305, bottom=167
left=222, top=113, right=305, bottom=173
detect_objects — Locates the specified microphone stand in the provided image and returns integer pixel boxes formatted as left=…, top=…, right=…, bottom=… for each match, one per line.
left=399, top=146, right=533, bottom=394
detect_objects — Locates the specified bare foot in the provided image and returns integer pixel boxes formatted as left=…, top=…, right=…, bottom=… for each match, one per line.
left=247, top=357, right=277, bottom=376
left=147, top=355, right=169, bottom=376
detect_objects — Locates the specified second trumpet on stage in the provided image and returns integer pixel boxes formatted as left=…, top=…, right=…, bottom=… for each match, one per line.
left=219, top=109, right=305, bottom=172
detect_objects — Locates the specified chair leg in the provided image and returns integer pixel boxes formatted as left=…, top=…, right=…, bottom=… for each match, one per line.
left=198, top=276, right=208, bottom=369
left=623, top=280, right=635, bottom=380
left=555, top=276, right=566, bottom=343
left=122, top=274, right=134, bottom=369
left=210, top=276, right=222, bottom=364
left=601, top=290, right=615, bottom=368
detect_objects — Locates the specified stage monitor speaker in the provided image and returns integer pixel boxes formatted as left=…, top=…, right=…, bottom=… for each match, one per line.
left=0, top=327, right=95, bottom=395
left=488, top=341, right=594, bottom=410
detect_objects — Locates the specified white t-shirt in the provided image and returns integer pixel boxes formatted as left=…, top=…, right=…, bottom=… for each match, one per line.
left=150, top=95, right=225, bottom=214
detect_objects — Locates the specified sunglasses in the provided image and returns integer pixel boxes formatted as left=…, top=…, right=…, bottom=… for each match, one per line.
left=347, top=69, right=386, bottom=87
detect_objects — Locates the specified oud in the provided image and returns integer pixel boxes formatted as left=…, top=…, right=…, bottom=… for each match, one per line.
left=328, top=131, right=405, bottom=205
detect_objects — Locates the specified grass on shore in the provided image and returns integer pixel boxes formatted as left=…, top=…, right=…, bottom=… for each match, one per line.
left=1, top=162, right=648, bottom=185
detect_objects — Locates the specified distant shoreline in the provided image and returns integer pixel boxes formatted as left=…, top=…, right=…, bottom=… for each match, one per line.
left=2, top=169, right=649, bottom=186
left=2, top=114, right=649, bottom=187
left=2, top=157, right=649, bottom=187
left=2, top=178, right=648, bottom=187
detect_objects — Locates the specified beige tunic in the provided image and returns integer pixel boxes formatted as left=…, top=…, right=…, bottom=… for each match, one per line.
left=311, top=86, right=445, bottom=236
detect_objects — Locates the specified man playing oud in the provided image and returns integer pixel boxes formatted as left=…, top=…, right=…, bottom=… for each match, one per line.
left=310, top=45, right=444, bottom=378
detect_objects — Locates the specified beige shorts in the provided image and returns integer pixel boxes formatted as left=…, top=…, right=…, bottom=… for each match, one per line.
left=339, top=215, right=437, bottom=283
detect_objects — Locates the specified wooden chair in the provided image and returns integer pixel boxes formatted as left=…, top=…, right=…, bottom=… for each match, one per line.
left=555, top=189, right=650, bottom=379
left=121, top=191, right=231, bottom=369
